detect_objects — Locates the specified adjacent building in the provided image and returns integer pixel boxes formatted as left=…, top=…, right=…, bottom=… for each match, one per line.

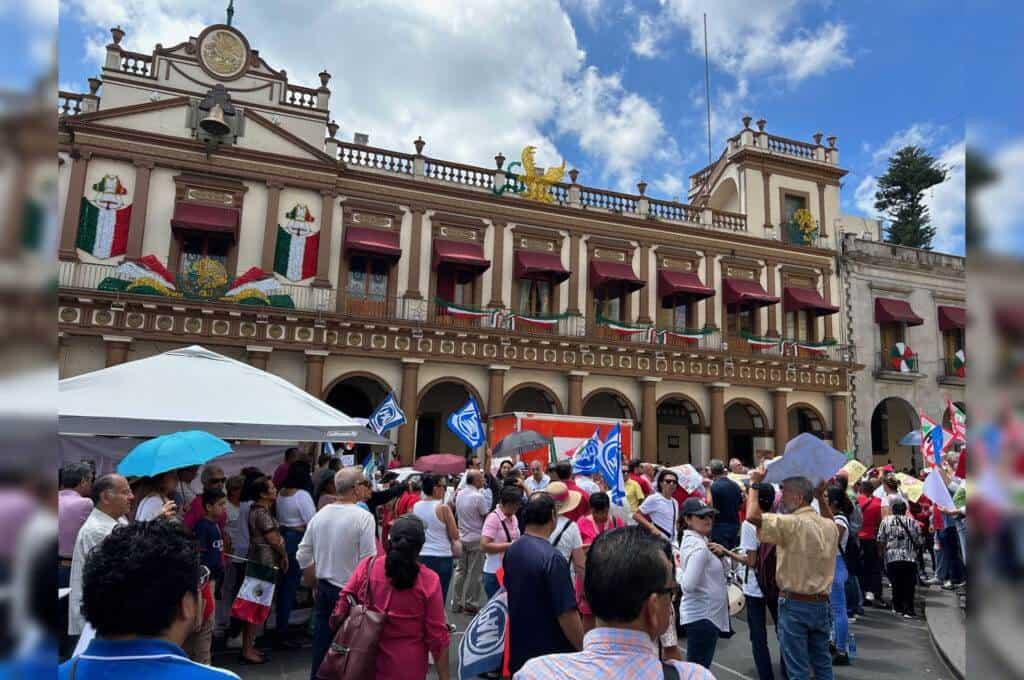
left=839, top=233, right=966, bottom=469
left=57, top=23, right=859, bottom=466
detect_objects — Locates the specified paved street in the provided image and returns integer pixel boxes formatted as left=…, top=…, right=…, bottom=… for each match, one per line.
left=217, top=587, right=954, bottom=679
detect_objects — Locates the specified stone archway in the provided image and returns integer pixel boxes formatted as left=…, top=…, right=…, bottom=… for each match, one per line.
left=709, top=177, right=740, bottom=213
left=503, top=382, right=562, bottom=414
left=324, top=371, right=389, bottom=464
left=724, top=398, right=769, bottom=468
left=788, top=402, right=827, bottom=440
left=870, top=397, right=921, bottom=471
left=581, top=388, right=638, bottom=422
left=416, top=378, right=485, bottom=458
left=656, top=394, right=705, bottom=466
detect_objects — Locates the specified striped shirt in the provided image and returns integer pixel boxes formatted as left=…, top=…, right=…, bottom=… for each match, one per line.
left=514, top=627, right=716, bottom=679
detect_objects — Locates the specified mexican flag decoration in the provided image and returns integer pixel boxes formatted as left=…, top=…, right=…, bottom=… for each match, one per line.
left=222, top=267, right=283, bottom=304
left=273, top=204, right=319, bottom=281
left=100, top=255, right=179, bottom=297
left=509, top=312, right=560, bottom=331
left=76, top=174, right=132, bottom=259
left=952, top=349, right=965, bottom=378
left=890, top=342, right=915, bottom=372
left=438, top=299, right=502, bottom=326
left=230, top=561, right=277, bottom=625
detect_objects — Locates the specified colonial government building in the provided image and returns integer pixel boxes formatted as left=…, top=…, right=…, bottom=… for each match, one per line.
left=58, top=23, right=861, bottom=466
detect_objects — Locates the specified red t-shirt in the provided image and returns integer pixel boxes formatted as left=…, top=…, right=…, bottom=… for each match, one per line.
left=630, top=473, right=653, bottom=496
left=562, top=479, right=590, bottom=522
left=395, top=491, right=420, bottom=517
left=857, top=495, right=883, bottom=540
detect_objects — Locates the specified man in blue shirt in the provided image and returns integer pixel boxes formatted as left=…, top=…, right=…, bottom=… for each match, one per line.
left=59, top=520, right=239, bottom=680
left=709, top=459, right=743, bottom=549
left=503, top=492, right=583, bottom=674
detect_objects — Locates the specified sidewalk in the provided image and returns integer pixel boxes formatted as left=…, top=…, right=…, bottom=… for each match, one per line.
left=924, top=587, right=965, bottom=680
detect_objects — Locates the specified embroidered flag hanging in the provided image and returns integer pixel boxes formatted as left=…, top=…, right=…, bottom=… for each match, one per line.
left=76, top=174, right=132, bottom=259
left=273, top=204, right=319, bottom=281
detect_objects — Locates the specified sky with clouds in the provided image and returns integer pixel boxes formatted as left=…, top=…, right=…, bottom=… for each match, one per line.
left=44, top=0, right=1024, bottom=257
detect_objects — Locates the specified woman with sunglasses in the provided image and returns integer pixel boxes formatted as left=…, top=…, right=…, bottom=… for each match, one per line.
left=678, top=497, right=730, bottom=669
left=634, top=470, right=682, bottom=544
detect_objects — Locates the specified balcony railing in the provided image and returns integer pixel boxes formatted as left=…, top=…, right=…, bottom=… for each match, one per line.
left=648, top=199, right=701, bottom=224
left=580, top=187, right=637, bottom=214
left=423, top=158, right=494, bottom=190
left=781, top=221, right=822, bottom=247
left=59, top=91, right=85, bottom=117
left=119, top=51, right=154, bottom=77
left=339, top=142, right=414, bottom=174
left=766, top=134, right=816, bottom=160
left=940, top=355, right=966, bottom=380
left=284, top=84, right=319, bottom=110
left=711, top=210, right=747, bottom=232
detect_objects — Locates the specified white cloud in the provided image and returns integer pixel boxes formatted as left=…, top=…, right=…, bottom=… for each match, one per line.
left=652, top=172, right=685, bottom=200
left=868, top=123, right=943, bottom=165
left=661, top=0, right=853, bottom=84
left=977, top=139, right=1024, bottom=254
left=556, top=67, right=677, bottom=190
left=631, top=13, right=670, bottom=58
left=63, top=0, right=684, bottom=190
left=853, top=174, right=877, bottom=217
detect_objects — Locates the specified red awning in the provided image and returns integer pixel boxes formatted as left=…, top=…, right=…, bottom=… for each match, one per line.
left=170, top=201, right=239, bottom=239
left=513, top=250, right=570, bottom=283
left=937, top=305, right=966, bottom=331
left=589, top=260, right=644, bottom=296
left=722, top=277, right=779, bottom=308
left=784, top=286, right=839, bottom=316
left=658, top=270, right=715, bottom=303
left=874, top=297, right=924, bottom=326
left=344, top=226, right=401, bottom=259
left=432, top=239, right=490, bottom=272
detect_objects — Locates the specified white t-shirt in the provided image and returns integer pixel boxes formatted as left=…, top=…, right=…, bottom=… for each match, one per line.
left=276, top=489, right=316, bottom=527
left=548, top=515, right=582, bottom=579
left=639, top=493, right=678, bottom=544
left=135, top=494, right=166, bottom=522
left=738, top=521, right=762, bottom=598
left=574, top=475, right=600, bottom=496
left=835, top=514, right=850, bottom=553
left=295, top=503, right=377, bottom=588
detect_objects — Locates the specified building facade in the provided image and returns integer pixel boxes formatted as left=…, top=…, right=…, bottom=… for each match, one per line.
left=840, top=234, right=966, bottom=469
left=57, top=23, right=859, bottom=465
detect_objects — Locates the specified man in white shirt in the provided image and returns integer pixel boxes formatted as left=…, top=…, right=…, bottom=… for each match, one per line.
left=451, top=471, right=490, bottom=614
left=296, top=467, right=376, bottom=678
left=68, top=474, right=133, bottom=638
left=634, top=469, right=680, bottom=544
left=524, top=461, right=550, bottom=494
left=573, top=471, right=600, bottom=496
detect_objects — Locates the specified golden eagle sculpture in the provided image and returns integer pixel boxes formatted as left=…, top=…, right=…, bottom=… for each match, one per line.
left=519, top=145, right=566, bottom=203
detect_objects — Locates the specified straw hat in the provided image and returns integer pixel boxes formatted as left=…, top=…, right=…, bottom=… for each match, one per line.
left=545, top=481, right=582, bottom=515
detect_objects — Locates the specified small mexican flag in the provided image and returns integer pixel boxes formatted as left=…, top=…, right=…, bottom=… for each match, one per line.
left=230, top=561, right=277, bottom=625
left=273, top=205, right=319, bottom=281
left=76, top=195, right=131, bottom=259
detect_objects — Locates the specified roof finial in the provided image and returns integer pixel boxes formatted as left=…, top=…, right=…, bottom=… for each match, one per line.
left=226, top=0, right=235, bottom=26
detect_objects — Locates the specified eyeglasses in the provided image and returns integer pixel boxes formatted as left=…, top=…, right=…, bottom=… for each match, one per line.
left=663, top=479, right=679, bottom=486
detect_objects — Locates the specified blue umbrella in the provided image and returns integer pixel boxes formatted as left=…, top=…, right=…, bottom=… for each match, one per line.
left=899, top=430, right=922, bottom=446
left=117, top=430, right=232, bottom=477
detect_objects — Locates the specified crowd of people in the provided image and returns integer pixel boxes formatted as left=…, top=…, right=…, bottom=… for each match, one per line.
left=56, top=441, right=967, bottom=680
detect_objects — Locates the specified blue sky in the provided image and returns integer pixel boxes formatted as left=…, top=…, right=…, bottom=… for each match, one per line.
left=34, top=0, right=1024, bottom=255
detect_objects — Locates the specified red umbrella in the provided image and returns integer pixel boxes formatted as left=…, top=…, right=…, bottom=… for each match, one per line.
left=413, top=454, right=467, bottom=475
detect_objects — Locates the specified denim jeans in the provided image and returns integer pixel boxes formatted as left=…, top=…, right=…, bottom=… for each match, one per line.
left=420, top=555, right=454, bottom=605
left=954, top=516, right=967, bottom=567
left=746, top=595, right=776, bottom=680
left=483, top=571, right=501, bottom=600
left=938, top=526, right=965, bottom=583
left=830, top=556, right=848, bottom=654
left=778, top=597, right=833, bottom=680
left=310, top=579, right=341, bottom=680
left=683, top=618, right=719, bottom=669
left=844, top=568, right=863, bottom=616
left=276, top=527, right=304, bottom=634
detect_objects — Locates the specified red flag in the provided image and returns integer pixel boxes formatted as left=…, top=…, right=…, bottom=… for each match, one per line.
left=955, top=448, right=967, bottom=478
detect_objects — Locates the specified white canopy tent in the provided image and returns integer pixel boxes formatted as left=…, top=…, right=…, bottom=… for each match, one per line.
left=58, top=344, right=392, bottom=445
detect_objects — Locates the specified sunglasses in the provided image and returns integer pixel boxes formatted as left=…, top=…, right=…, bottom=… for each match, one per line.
left=663, top=479, right=679, bottom=486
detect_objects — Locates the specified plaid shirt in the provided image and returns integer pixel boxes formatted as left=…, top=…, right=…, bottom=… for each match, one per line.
left=514, top=627, right=716, bottom=679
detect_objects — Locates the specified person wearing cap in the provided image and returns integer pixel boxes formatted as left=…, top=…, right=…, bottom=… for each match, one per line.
left=708, top=459, right=743, bottom=550
left=746, top=467, right=838, bottom=680
left=546, top=482, right=585, bottom=585
left=678, top=497, right=730, bottom=669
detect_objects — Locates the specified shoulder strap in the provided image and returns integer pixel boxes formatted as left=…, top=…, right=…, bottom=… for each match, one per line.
left=498, top=511, right=512, bottom=542
left=551, top=519, right=572, bottom=548
left=661, top=661, right=680, bottom=680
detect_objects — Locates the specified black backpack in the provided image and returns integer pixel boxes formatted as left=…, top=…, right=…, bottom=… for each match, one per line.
left=755, top=542, right=779, bottom=605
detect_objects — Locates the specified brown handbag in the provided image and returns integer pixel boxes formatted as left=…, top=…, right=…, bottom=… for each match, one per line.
left=316, top=556, right=391, bottom=680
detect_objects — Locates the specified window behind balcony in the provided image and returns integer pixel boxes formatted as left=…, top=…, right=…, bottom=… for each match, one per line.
left=594, top=285, right=623, bottom=322
left=657, top=296, right=692, bottom=330
left=726, top=307, right=756, bottom=337
left=879, top=321, right=905, bottom=352
left=346, top=255, right=388, bottom=301
left=784, top=309, right=815, bottom=342
left=437, top=267, right=476, bottom=306
left=178, top=230, right=230, bottom=273
left=782, top=193, right=807, bottom=224
left=942, top=327, right=965, bottom=368
left=517, top=279, right=552, bottom=316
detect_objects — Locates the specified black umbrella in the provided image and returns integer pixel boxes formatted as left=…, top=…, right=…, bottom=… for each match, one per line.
left=492, top=430, right=549, bottom=458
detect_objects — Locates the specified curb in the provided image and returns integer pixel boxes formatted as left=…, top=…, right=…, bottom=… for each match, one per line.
left=924, top=591, right=964, bottom=680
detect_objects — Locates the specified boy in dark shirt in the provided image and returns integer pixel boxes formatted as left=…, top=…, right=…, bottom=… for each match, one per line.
left=195, top=489, right=227, bottom=593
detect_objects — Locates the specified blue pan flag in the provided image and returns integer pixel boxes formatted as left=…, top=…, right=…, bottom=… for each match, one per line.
left=447, top=395, right=486, bottom=449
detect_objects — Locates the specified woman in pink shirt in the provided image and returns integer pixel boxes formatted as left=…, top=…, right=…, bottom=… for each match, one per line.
left=575, top=491, right=623, bottom=632
left=330, top=515, right=451, bottom=680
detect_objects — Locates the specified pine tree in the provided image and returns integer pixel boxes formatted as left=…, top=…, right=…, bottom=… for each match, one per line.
left=874, top=145, right=947, bottom=249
